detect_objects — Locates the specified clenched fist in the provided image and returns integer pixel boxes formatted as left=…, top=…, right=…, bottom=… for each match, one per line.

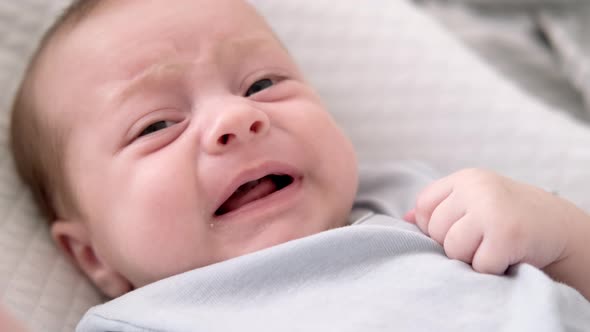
left=405, top=168, right=579, bottom=275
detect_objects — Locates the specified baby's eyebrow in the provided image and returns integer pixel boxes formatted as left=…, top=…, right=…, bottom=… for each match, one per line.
left=112, top=63, right=190, bottom=104
left=217, top=36, right=280, bottom=60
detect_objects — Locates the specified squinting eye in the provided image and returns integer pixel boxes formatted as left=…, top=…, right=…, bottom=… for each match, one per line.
left=139, top=120, right=176, bottom=137
left=245, top=78, right=274, bottom=97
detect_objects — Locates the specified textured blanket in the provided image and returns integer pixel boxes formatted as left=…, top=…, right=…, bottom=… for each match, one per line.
left=421, top=0, right=590, bottom=119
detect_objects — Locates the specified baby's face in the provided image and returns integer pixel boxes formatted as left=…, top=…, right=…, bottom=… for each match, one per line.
left=39, top=0, right=357, bottom=291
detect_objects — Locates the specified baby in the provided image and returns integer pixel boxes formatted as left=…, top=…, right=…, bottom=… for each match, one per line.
left=12, top=0, right=359, bottom=298
left=8, top=0, right=590, bottom=330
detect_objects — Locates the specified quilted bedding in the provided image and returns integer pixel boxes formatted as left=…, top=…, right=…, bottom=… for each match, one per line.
left=2, top=1, right=590, bottom=331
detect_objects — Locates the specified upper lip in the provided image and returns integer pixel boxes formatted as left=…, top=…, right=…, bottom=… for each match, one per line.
left=212, top=161, right=301, bottom=217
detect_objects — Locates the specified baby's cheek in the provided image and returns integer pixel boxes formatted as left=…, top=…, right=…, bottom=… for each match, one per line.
left=99, top=189, right=209, bottom=286
left=107, top=216, right=212, bottom=287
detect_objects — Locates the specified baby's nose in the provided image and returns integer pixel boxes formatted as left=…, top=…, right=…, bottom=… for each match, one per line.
left=203, top=106, right=270, bottom=154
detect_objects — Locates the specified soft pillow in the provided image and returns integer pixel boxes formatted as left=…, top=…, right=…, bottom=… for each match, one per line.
left=253, top=1, right=590, bottom=209
left=0, top=2, right=103, bottom=332
left=2, top=1, right=590, bottom=331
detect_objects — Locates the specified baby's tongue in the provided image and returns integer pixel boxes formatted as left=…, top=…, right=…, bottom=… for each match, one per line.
left=219, top=176, right=278, bottom=214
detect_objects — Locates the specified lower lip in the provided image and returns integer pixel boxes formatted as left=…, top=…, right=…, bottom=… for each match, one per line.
left=213, top=177, right=303, bottom=222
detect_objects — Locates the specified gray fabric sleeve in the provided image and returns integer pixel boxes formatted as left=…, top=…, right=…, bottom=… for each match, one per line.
left=354, top=160, right=439, bottom=219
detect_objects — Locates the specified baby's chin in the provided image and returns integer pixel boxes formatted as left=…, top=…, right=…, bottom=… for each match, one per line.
left=233, top=218, right=347, bottom=256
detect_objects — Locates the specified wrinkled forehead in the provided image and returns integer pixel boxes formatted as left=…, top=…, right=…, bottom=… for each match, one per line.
left=61, top=0, right=279, bottom=77
left=87, top=0, right=269, bottom=35
left=31, top=0, right=283, bottom=124
left=87, top=0, right=274, bottom=42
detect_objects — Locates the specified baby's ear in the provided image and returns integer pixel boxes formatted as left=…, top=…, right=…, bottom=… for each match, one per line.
left=51, top=220, right=132, bottom=298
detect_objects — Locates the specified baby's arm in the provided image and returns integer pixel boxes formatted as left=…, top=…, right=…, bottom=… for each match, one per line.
left=405, top=169, right=590, bottom=301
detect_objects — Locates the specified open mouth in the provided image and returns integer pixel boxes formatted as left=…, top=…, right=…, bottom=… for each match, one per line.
left=214, top=174, right=294, bottom=216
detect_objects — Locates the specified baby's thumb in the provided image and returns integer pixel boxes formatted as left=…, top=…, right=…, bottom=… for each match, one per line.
left=403, top=208, right=417, bottom=223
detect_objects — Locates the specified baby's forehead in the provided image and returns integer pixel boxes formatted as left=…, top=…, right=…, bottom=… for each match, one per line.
left=39, top=1, right=277, bottom=80
left=83, top=0, right=270, bottom=33
left=33, top=0, right=292, bottom=119
left=65, top=2, right=277, bottom=60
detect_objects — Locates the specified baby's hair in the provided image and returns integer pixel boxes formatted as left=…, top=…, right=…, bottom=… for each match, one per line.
left=10, top=0, right=102, bottom=222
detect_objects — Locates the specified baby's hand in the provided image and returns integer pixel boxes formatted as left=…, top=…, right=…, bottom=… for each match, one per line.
left=405, top=169, right=575, bottom=275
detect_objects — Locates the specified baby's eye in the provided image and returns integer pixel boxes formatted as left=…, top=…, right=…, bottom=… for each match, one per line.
left=244, top=78, right=274, bottom=97
left=139, top=120, right=176, bottom=137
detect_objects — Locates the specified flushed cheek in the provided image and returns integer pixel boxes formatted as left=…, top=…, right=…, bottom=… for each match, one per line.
left=296, top=112, right=356, bottom=176
left=96, top=162, right=214, bottom=284
left=272, top=100, right=357, bottom=211
left=114, top=167, right=206, bottom=241
left=98, top=185, right=214, bottom=285
left=299, top=114, right=358, bottom=223
left=94, top=219, right=211, bottom=287
left=113, top=152, right=206, bottom=219
left=107, top=167, right=199, bottom=224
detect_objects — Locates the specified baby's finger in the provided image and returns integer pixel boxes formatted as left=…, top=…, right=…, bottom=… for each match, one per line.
left=428, top=193, right=466, bottom=245
left=472, top=237, right=511, bottom=275
left=414, top=177, right=453, bottom=234
left=403, top=209, right=416, bottom=223
left=443, top=214, right=482, bottom=264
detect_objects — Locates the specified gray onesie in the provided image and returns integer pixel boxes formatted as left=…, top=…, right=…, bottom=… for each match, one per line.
left=77, top=162, right=590, bottom=331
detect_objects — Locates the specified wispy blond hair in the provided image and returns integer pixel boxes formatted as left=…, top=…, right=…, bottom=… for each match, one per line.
left=10, top=0, right=102, bottom=221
